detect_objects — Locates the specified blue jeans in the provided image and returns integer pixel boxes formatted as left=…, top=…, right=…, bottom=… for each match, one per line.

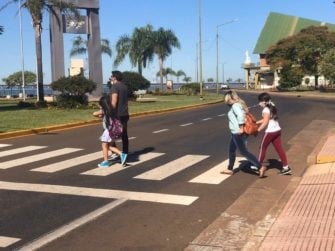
left=228, top=134, right=261, bottom=170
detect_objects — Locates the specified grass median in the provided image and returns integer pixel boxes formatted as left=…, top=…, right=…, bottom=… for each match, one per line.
left=0, top=93, right=223, bottom=133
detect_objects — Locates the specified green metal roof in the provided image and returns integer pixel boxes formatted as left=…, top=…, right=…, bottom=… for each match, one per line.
left=253, top=12, right=335, bottom=54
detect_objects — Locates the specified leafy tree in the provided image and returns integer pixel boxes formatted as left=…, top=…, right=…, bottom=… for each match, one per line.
left=266, top=26, right=335, bottom=88
left=122, top=71, right=150, bottom=98
left=207, top=78, right=214, bottom=82
left=319, top=48, right=335, bottom=87
left=153, top=27, right=180, bottom=90
left=70, top=35, right=112, bottom=58
left=1, top=0, right=79, bottom=101
left=114, top=24, right=155, bottom=76
left=278, top=64, right=304, bottom=88
left=2, top=71, right=36, bottom=88
left=175, top=70, right=186, bottom=83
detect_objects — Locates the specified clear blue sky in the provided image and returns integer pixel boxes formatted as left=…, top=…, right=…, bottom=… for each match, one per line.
left=1, top=0, right=335, bottom=85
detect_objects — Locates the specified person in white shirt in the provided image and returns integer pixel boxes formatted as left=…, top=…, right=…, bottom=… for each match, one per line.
left=256, top=92, right=291, bottom=175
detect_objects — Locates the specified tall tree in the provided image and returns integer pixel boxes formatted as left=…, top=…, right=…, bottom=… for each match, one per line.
left=1, top=0, right=78, bottom=101
left=153, top=27, right=180, bottom=90
left=266, top=26, right=335, bottom=89
left=175, top=70, right=186, bottom=83
left=70, top=35, right=112, bottom=58
left=114, top=24, right=155, bottom=76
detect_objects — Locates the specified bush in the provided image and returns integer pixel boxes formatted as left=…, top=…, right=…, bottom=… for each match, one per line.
left=54, top=94, right=88, bottom=108
left=50, top=75, right=97, bottom=108
left=180, top=83, right=200, bottom=95
left=122, top=71, right=150, bottom=98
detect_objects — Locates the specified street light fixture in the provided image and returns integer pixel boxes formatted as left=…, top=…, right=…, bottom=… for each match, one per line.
left=216, top=19, right=238, bottom=95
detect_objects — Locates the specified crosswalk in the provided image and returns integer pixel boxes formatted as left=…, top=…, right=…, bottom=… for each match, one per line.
left=0, top=144, right=244, bottom=182
left=0, top=143, right=248, bottom=249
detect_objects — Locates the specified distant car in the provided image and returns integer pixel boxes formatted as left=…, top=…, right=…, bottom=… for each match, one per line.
left=220, top=84, right=229, bottom=89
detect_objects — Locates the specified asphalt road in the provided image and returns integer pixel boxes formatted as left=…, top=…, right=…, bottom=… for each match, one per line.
left=1, top=92, right=335, bottom=250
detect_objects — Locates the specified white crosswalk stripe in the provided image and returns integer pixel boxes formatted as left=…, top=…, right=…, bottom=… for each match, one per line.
left=0, top=146, right=47, bottom=158
left=0, top=148, right=82, bottom=169
left=134, top=154, right=209, bottom=181
left=0, top=144, right=11, bottom=148
left=189, top=157, right=245, bottom=184
left=31, top=151, right=102, bottom=173
left=0, top=181, right=198, bottom=205
left=0, top=236, right=21, bottom=248
left=81, top=152, right=165, bottom=176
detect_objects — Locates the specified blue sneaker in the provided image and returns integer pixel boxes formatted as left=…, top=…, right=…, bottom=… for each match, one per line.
left=120, top=153, right=128, bottom=166
left=98, top=160, right=110, bottom=168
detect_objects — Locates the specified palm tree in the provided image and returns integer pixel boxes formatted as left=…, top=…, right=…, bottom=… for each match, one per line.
left=175, top=70, right=186, bottom=83
left=153, top=27, right=180, bottom=90
left=114, top=24, right=155, bottom=76
left=165, top=67, right=176, bottom=81
left=70, top=35, right=112, bottom=58
left=183, top=76, right=192, bottom=83
left=1, top=0, right=78, bottom=101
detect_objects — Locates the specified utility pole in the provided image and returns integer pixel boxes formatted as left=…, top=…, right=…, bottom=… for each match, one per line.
left=198, top=0, right=203, bottom=99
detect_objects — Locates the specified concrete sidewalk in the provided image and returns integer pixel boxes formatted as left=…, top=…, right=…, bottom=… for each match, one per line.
left=258, top=135, right=335, bottom=250
left=185, top=129, right=335, bottom=250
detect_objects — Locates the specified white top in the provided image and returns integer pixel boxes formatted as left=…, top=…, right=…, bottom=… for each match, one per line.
left=263, top=107, right=281, bottom=133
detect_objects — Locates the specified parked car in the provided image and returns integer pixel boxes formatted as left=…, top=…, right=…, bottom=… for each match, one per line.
left=220, top=83, right=229, bottom=89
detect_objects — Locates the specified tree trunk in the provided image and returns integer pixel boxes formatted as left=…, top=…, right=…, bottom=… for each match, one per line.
left=159, top=57, right=164, bottom=91
left=138, top=61, right=143, bottom=76
left=34, top=24, right=44, bottom=101
left=314, top=74, right=319, bottom=90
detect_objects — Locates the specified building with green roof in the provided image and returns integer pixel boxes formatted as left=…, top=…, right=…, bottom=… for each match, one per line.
left=243, top=12, right=335, bottom=89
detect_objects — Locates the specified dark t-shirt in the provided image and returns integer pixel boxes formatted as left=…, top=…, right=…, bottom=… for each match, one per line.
left=111, top=82, right=129, bottom=117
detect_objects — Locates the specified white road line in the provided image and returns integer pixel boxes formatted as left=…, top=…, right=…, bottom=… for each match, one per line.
left=31, top=151, right=102, bottom=173
left=0, top=181, right=198, bottom=205
left=134, top=154, right=209, bottom=181
left=81, top=152, right=165, bottom=176
left=0, top=146, right=47, bottom=158
left=152, top=129, right=169, bottom=134
left=18, top=199, right=127, bottom=251
left=180, top=123, right=193, bottom=127
left=189, top=157, right=245, bottom=184
left=0, top=236, right=21, bottom=248
left=201, top=118, right=212, bottom=121
left=217, top=114, right=226, bottom=117
left=0, top=144, right=11, bottom=148
left=0, top=148, right=82, bottom=169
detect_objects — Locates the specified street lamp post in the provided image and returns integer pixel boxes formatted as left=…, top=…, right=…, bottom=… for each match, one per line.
left=198, top=0, right=203, bottom=99
left=19, top=0, right=26, bottom=101
left=216, top=19, right=238, bottom=95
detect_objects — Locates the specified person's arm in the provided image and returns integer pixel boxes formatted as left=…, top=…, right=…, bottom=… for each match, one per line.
left=257, top=112, right=270, bottom=132
left=110, top=92, right=118, bottom=109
